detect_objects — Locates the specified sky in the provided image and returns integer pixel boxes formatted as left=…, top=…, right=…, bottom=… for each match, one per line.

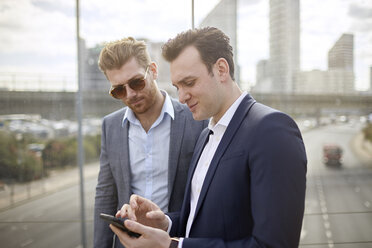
left=0, top=0, right=371, bottom=91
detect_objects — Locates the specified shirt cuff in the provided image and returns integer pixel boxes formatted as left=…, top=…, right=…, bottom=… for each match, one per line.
left=166, top=215, right=184, bottom=248
left=166, top=215, right=172, bottom=233
left=179, top=238, right=184, bottom=248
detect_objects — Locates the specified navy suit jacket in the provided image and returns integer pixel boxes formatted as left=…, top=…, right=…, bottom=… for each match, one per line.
left=169, top=94, right=307, bottom=248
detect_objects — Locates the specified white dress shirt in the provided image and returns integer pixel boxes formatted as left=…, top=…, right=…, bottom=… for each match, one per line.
left=184, top=92, right=247, bottom=237
left=123, top=90, right=174, bottom=212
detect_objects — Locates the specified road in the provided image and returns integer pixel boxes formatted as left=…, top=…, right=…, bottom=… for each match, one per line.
left=0, top=177, right=96, bottom=248
left=0, top=123, right=371, bottom=248
left=300, top=123, right=372, bottom=247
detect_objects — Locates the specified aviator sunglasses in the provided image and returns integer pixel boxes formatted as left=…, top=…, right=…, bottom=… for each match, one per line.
left=109, top=66, right=149, bottom=99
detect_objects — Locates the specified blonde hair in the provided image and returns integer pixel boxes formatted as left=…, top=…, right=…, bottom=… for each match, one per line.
left=98, top=37, right=151, bottom=77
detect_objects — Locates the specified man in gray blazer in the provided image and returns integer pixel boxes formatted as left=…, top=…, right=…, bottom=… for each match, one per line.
left=94, top=37, right=207, bottom=248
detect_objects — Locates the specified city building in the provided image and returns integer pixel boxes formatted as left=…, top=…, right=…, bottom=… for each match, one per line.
left=253, top=1, right=355, bottom=95
left=82, top=43, right=107, bottom=93
left=199, top=0, right=240, bottom=85
left=328, top=34, right=354, bottom=71
left=294, top=33, right=355, bottom=95
left=325, top=33, right=354, bottom=94
left=294, top=70, right=327, bottom=94
left=269, top=0, right=300, bottom=93
left=254, top=60, right=272, bottom=93
left=294, top=69, right=354, bottom=95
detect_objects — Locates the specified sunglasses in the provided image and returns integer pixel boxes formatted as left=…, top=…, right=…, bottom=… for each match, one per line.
left=109, top=66, right=149, bottom=99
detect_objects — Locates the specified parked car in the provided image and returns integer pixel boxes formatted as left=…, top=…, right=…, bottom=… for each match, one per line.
left=323, top=144, right=343, bottom=166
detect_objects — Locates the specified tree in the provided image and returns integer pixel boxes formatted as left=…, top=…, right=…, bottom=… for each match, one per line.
left=363, top=123, right=372, bottom=143
left=0, top=131, right=42, bottom=182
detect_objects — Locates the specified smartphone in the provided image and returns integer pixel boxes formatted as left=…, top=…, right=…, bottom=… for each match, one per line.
left=99, top=213, right=141, bottom=238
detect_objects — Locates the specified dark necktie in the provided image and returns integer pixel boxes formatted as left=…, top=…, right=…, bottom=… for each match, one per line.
left=202, top=129, right=214, bottom=151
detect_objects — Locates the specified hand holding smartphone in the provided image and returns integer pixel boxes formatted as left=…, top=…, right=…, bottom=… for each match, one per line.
left=100, top=213, right=141, bottom=238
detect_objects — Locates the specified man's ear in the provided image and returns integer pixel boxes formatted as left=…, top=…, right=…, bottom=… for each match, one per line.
left=215, top=58, right=229, bottom=82
left=149, top=62, right=158, bottom=80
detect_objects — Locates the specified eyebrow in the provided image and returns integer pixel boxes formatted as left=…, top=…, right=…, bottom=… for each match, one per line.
left=116, top=73, right=144, bottom=86
left=173, top=76, right=196, bottom=87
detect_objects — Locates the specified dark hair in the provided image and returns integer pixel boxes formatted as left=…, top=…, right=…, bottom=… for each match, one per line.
left=162, top=27, right=235, bottom=80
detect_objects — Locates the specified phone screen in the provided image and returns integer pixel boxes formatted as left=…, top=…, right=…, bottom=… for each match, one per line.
left=99, top=213, right=141, bottom=238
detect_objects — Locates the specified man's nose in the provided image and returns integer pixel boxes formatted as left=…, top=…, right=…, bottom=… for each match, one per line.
left=178, top=88, right=190, bottom=104
left=125, top=85, right=137, bottom=98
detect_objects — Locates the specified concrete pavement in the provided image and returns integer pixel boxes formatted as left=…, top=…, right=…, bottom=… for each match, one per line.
left=0, top=162, right=99, bottom=211
left=351, top=132, right=372, bottom=166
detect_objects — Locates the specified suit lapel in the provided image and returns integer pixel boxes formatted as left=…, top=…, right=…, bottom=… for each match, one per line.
left=192, top=95, right=256, bottom=223
left=168, top=100, right=185, bottom=200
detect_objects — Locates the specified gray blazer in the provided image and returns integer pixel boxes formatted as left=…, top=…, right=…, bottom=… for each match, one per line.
left=94, top=99, right=207, bottom=248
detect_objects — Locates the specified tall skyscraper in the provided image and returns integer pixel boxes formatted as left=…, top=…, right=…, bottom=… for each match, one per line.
left=327, top=33, right=354, bottom=93
left=199, top=0, right=240, bottom=85
left=269, top=0, right=300, bottom=93
left=328, top=34, right=354, bottom=71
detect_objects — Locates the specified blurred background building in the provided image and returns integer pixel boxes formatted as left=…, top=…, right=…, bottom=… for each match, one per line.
left=294, top=33, right=355, bottom=94
left=328, top=33, right=354, bottom=71
left=254, top=0, right=300, bottom=93
left=268, top=0, right=300, bottom=93
left=255, top=59, right=271, bottom=92
left=81, top=0, right=359, bottom=97
left=254, top=0, right=356, bottom=95
left=82, top=42, right=106, bottom=93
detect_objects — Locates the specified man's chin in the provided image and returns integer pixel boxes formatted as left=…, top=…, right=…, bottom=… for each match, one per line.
left=130, top=104, right=146, bottom=114
left=191, top=112, right=204, bottom=121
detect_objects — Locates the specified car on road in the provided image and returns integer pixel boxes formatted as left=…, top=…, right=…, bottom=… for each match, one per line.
left=323, top=144, right=343, bottom=166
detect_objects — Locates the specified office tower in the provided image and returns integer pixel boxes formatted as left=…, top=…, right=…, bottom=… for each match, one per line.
left=269, top=0, right=300, bottom=93
left=83, top=44, right=107, bottom=92
left=199, top=0, right=240, bottom=85
left=294, top=70, right=327, bottom=94
left=294, top=33, right=355, bottom=94
left=327, top=33, right=354, bottom=93
left=254, top=60, right=272, bottom=93
left=294, top=69, right=353, bottom=94
left=328, top=34, right=354, bottom=71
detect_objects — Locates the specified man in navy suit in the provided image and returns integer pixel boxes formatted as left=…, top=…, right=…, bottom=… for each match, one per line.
left=111, top=27, right=307, bottom=248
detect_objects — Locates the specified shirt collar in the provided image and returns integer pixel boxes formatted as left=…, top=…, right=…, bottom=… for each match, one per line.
left=122, top=90, right=174, bottom=127
left=208, top=91, right=247, bottom=133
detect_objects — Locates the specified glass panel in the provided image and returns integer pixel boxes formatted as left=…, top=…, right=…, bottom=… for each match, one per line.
left=1, top=1, right=371, bottom=247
